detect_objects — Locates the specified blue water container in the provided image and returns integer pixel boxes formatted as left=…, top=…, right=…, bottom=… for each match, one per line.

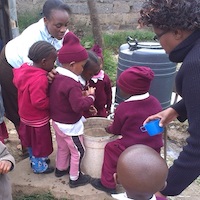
left=115, top=40, right=177, bottom=110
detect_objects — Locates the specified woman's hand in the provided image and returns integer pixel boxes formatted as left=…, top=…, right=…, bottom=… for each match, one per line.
left=143, top=107, right=179, bottom=127
left=47, top=68, right=57, bottom=83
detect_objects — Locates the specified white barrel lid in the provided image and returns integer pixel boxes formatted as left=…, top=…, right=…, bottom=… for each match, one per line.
left=136, top=42, right=162, bottom=49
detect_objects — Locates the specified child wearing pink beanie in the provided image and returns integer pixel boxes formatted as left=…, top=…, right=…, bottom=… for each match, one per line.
left=49, top=31, right=95, bottom=188
left=91, top=66, right=163, bottom=194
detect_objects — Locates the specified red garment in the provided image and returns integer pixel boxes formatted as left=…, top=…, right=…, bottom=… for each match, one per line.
left=13, top=63, right=50, bottom=126
left=13, top=63, right=53, bottom=157
left=19, top=121, right=53, bottom=157
left=101, top=95, right=163, bottom=188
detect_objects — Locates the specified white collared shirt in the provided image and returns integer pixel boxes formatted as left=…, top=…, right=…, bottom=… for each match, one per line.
left=5, top=18, right=68, bottom=68
left=91, top=69, right=105, bottom=83
left=56, top=67, right=79, bottom=82
left=111, top=192, right=157, bottom=200
left=125, top=92, right=150, bottom=102
left=78, top=75, right=87, bottom=86
left=54, top=67, right=86, bottom=136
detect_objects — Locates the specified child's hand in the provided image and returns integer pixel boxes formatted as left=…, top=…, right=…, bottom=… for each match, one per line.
left=86, top=87, right=96, bottom=96
left=47, top=68, right=57, bottom=83
left=106, top=109, right=111, bottom=117
left=89, top=105, right=97, bottom=116
left=0, top=160, right=12, bottom=174
left=82, top=90, right=87, bottom=96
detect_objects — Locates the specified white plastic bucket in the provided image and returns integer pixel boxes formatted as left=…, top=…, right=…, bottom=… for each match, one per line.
left=81, top=117, right=118, bottom=178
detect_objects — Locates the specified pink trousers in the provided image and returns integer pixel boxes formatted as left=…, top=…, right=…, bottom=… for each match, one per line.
left=52, top=121, right=85, bottom=179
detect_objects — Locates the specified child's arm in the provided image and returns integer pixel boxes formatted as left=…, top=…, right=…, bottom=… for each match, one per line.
left=105, top=105, right=123, bottom=135
left=0, top=142, right=15, bottom=174
left=70, top=86, right=95, bottom=113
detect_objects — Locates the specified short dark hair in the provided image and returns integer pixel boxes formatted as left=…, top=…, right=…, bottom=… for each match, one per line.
left=138, top=0, right=200, bottom=31
left=42, top=0, right=72, bottom=19
left=28, top=41, right=56, bottom=63
left=84, top=50, right=100, bottom=70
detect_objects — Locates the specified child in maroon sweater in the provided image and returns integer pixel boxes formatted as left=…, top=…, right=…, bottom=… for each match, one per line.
left=91, top=66, right=163, bottom=193
left=49, top=31, right=95, bottom=188
left=79, top=50, right=101, bottom=118
left=88, top=44, right=112, bottom=117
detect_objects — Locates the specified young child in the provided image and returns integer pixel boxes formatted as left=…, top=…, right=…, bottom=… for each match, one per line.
left=49, top=31, right=95, bottom=188
left=79, top=50, right=101, bottom=118
left=13, top=41, right=57, bottom=174
left=0, top=85, right=9, bottom=144
left=112, top=144, right=168, bottom=200
left=91, top=66, right=163, bottom=193
left=0, top=141, right=15, bottom=200
left=89, top=44, right=112, bottom=117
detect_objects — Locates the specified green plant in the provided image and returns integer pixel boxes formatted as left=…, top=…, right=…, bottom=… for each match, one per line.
left=103, top=29, right=154, bottom=53
left=80, top=29, right=155, bottom=86
left=17, top=11, right=41, bottom=33
left=103, top=49, right=118, bottom=86
left=14, top=192, right=68, bottom=200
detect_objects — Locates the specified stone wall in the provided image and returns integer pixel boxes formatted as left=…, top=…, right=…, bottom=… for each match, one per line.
left=16, top=0, right=144, bottom=30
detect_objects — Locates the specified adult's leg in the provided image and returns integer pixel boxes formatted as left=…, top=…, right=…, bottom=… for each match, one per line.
left=161, top=138, right=200, bottom=196
left=0, top=47, right=20, bottom=128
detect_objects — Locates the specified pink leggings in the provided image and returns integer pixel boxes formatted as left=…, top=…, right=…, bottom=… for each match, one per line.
left=52, top=121, right=85, bottom=180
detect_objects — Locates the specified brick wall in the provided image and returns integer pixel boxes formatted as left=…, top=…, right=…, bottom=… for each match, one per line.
left=16, top=0, right=144, bottom=30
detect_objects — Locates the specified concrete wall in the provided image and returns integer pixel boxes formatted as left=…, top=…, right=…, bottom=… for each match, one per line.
left=16, top=0, right=144, bottom=30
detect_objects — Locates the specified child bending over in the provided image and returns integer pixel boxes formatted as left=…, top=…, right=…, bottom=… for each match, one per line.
left=49, top=31, right=95, bottom=188
left=79, top=50, right=101, bottom=118
left=90, top=44, right=112, bottom=117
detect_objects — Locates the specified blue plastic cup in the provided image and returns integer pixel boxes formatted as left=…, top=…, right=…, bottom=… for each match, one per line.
left=140, top=119, right=164, bottom=136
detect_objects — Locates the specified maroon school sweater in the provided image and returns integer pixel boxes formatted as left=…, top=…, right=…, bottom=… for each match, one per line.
left=49, top=74, right=94, bottom=124
left=107, top=95, right=163, bottom=150
left=89, top=73, right=112, bottom=117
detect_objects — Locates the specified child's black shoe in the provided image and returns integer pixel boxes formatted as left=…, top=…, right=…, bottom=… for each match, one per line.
left=55, top=167, right=69, bottom=177
left=91, top=178, right=116, bottom=194
left=69, top=173, right=91, bottom=188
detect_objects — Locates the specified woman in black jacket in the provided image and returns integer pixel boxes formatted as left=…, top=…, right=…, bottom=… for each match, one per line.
left=138, top=0, right=200, bottom=198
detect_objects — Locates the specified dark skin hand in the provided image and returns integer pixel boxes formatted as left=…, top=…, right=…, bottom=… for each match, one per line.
left=48, top=68, right=57, bottom=83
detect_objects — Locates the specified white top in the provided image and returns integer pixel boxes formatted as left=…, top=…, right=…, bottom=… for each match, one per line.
left=111, top=192, right=157, bottom=200
left=125, top=92, right=150, bottom=102
left=5, top=18, right=67, bottom=68
left=54, top=67, right=86, bottom=136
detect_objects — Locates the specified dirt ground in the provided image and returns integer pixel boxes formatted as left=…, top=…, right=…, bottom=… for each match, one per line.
left=4, top=118, right=200, bottom=200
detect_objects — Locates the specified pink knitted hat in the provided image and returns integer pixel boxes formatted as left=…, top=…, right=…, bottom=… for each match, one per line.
left=58, top=31, right=88, bottom=64
left=117, top=66, right=154, bottom=95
